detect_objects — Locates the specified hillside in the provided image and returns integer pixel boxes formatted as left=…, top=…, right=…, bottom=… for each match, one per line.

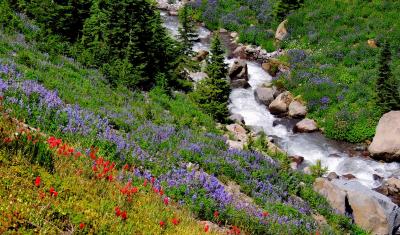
left=1, top=0, right=400, bottom=234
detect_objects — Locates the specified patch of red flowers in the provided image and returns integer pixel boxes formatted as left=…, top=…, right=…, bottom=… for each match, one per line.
left=163, top=197, right=169, bottom=206
left=47, top=136, right=62, bottom=149
left=213, top=210, right=219, bottom=219
left=34, top=176, right=41, bottom=187
left=79, top=223, right=85, bottom=229
left=159, top=220, right=166, bottom=227
left=120, top=182, right=139, bottom=197
left=262, top=211, right=269, bottom=217
left=228, top=225, right=241, bottom=235
left=204, top=224, right=209, bottom=233
left=115, top=206, right=127, bottom=220
left=171, top=217, right=179, bottom=226
left=92, top=157, right=116, bottom=180
left=49, top=187, right=58, bottom=197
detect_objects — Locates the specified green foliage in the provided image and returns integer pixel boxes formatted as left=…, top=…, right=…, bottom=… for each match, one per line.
left=191, top=35, right=230, bottom=122
left=310, top=160, right=328, bottom=178
left=376, top=41, right=400, bottom=112
left=178, top=5, right=198, bottom=56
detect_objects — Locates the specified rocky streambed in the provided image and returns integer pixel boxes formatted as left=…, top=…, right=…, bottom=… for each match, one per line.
left=158, top=3, right=400, bottom=233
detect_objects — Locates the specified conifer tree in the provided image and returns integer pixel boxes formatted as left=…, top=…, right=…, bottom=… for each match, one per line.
left=192, top=34, right=230, bottom=122
left=178, top=5, right=198, bottom=55
left=376, top=41, right=400, bottom=112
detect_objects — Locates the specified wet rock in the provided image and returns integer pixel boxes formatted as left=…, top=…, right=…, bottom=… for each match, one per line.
left=375, top=177, right=400, bottom=205
left=369, top=111, right=400, bottom=162
left=192, top=50, right=209, bottom=62
left=289, top=155, right=304, bottom=165
left=168, top=10, right=178, bottom=16
left=373, top=174, right=384, bottom=182
left=294, top=118, right=318, bottom=133
left=267, top=141, right=285, bottom=155
left=232, top=46, right=246, bottom=59
left=228, top=60, right=250, bottom=88
left=354, top=144, right=367, bottom=152
left=228, top=114, right=244, bottom=124
left=327, top=172, right=339, bottom=181
left=269, top=91, right=293, bottom=115
left=254, top=87, right=275, bottom=106
left=275, top=19, right=288, bottom=41
left=288, top=100, right=307, bottom=118
left=226, top=124, right=248, bottom=143
left=314, top=178, right=400, bottom=235
left=341, top=174, right=357, bottom=180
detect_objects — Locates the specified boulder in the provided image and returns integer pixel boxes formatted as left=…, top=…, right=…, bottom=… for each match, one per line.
left=275, top=19, right=288, bottom=41
left=269, top=91, right=293, bottom=115
left=227, top=140, right=244, bottom=150
left=228, top=114, right=244, bottom=124
left=219, top=28, right=228, bottom=33
left=261, top=58, right=289, bottom=77
left=254, top=87, right=275, bottom=106
left=368, top=39, right=378, bottom=48
left=168, top=10, right=178, bottom=16
left=327, top=172, right=339, bottom=181
left=188, top=71, right=208, bottom=82
left=229, top=60, right=250, bottom=88
left=369, top=111, right=400, bottom=162
left=232, top=46, right=246, bottom=59
left=341, top=174, right=357, bottom=180
left=376, top=177, right=400, bottom=205
left=314, top=178, right=400, bottom=235
left=294, top=118, right=318, bottom=133
left=192, top=50, right=209, bottom=62
left=230, top=32, right=238, bottom=38
left=288, top=100, right=307, bottom=118
left=226, top=124, right=248, bottom=143
left=229, top=60, right=248, bottom=81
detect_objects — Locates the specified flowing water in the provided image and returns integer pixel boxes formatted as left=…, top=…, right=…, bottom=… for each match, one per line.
left=161, top=12, right=400, bottom=188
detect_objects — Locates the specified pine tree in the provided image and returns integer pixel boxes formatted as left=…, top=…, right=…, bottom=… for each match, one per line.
left=178, top=5, right=198, bottom=55
left=191, top=34, right=230, bottom=122
left=81, top=0, right=174, bottom=89
left=376, top=41, right=400, bottom=112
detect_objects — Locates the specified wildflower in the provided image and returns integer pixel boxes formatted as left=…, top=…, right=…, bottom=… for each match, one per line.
left=171, top=218, right=179, bottom=225
left=204, top=224, right=209, bottom=232
left=151, top=176, right=155, bottom=184
left=131, top=187, right=138, bottom=194
left=262, top=211, right=269, bottom=217
left=213, top=211, right=219, bottom=218
left=159, top=188, right=164, bottom=196
left=229, top=226, right=241, bottom=235
left=49, top=187, right=58, bottom=197
left=3, top=137, right=12, bottom=143
left=79, top=223, right=85, bottom=229
left=115, top=206, right=121, bottom=216
left=107, top=175, right=114, bottom=182
left=163, top=197, right=169, bottom=206
left=143, top=179, right=148, bottom=187
left=159, top=220, right=165, bottom=227
left=123, top=164, right=129, bottom=170
left=153, top=187, right=159, bottom=194
left=75, top=152, right=82, bottom=158
left=121, top=211, right=127, bottom=220
left=35, top=176, right=41, bottom=187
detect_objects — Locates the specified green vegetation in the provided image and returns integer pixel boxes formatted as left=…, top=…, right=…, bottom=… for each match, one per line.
left=191, top=35, right=230, bottom=122
left=0, top=1, right=369, bottom=234
left=178, top=5, right=199, bottom=56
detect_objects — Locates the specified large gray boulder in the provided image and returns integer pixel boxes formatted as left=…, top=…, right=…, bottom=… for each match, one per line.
left=269, top=91, right=293, bottom=114
left=254, top=87, right=275, bottom=106
left=288, top=101, right=307, bottom=118
left=226, top=123, right=248, bottom=143
left=314, top=178, right=400, bottom=235
left=275, top=19, right=288, bottom=41
left=228, top=60, right=249, bottom=88
left=369, top=111, right=400, bottom=162
left=294, top=118, right=318, bottom=133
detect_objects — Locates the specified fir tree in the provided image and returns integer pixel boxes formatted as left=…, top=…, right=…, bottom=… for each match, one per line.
left=178, top=5, right=198, bottom=55
left=377, top=41, right=400, bottom=112
left=192, top=34, right=230, bottom=122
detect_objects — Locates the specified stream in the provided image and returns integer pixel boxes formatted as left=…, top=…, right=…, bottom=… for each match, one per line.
left=161, top=11, right=400, bottom=188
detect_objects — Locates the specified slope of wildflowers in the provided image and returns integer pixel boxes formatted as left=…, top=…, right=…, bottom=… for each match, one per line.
left=0, top=9, right=367, bottom=235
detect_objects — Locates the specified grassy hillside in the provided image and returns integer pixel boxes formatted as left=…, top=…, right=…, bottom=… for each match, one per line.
left=0, top=115, right=216, bottom=234
left=281, top=0, right=400, bottom=142
left=0, top=5, right=367, bottom=235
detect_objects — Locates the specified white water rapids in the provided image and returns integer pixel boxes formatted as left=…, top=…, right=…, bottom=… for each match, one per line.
left=161, top=11, right=400, bottom=188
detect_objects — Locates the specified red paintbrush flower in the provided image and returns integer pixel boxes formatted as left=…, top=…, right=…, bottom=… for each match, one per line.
left=159, top=220, right=165, bottom=227
left=171, top=218, right=179, bottom=226
left=115, top=206, right=121, bottom=216
left=262, top=211, right=269, bottom=217
left=34, top=176, right=41, bottom=187
left=151, top=176, right=155, bottom=184
left=163, top=197, right=169, bottom=206
left=213, top=211, right=219, bottom=218
left=121, top=211, right=127, bottom=220
left=204, top=224, right=209, bottom=232
left=143, top=179, right=148, bottom=187
left=79, top=223, right=85, bottom=229
left=159, top=188, right=164, bottom=196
